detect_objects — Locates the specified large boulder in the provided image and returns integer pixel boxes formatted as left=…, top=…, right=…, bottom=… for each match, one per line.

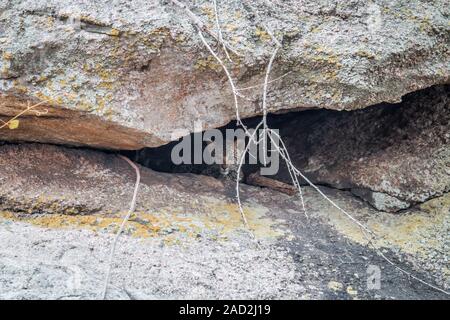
left=274, top=85, right=450, bottom=212
left=1, top=0, right=449, bottom=149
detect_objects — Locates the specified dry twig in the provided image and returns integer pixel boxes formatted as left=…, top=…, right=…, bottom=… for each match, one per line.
left=101, top=155, right=141, bottom=299
left=0, top=100, right=49, bottom=130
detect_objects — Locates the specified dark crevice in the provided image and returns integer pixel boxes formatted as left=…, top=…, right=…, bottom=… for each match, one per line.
left=1, top=85, right=447, bottom=213
left=120, top=84, right=449, bottom=212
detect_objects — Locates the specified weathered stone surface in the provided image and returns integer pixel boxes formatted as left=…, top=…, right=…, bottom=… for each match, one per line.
left=274, top=85, right=450, bottom=212
left=0, top=143, right=448, bottom=299
left=1, top=0, right=449, bottom=149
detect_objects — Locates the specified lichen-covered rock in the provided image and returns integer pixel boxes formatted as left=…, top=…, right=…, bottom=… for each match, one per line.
left=0, top=142, right=291, bottom=240
left=274, top=85, right=450, bottom=212
left=0, top=143, right=448, bottom=298
left=1, top=0, right=449, bottom=149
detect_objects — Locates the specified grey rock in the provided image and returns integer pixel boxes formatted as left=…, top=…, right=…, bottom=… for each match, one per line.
left=0, top=0, right=449, bottom=149
left=352, top=189, right=411, bottom=212
left=274, top=85, right=450, bottom=212
left=0, top=143, right=448, bottom=299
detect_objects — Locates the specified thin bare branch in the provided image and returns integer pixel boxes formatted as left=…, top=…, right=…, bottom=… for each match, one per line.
left=0, top=100, right=49, bottom=130
left=236, top=71, right=292, bottom=92
left=101, top=155, right=141, bottom=299
left=212, top=0, right=232, bottom=62
left=169, top=0, right=240, bottom=57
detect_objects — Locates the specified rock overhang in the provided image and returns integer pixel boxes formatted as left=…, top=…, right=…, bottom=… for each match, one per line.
left=0, top=0, right=449, bottom=149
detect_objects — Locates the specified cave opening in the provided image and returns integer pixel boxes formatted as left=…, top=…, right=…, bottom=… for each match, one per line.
left=122, top=84, right=449, bottom=212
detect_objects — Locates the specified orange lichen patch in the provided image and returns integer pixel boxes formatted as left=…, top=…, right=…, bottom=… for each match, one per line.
left=0, top=211, right=161, bottom=238
left=0, top=200, right=286, bottom=241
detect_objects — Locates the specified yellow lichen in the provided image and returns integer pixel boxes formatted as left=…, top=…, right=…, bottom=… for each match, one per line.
left=195, top=56, right=222, bottom=72
left=79, top=15, right=106, bottom=27
left=2, top=52, right=12, bottom=60
left=356, top=50, right=376, bottom=59
left=255, top=27, right=271, bottom=42
left=346, top=286, right=358, bottom=296
left=312, top=193, right=449, bottom=258
left=97, top=81, right=114, bottom=90
left=0, top=198, right=286, bottom=242
left=328, top=281, right=344, bottom=291
left=108, top=28, right=120, bottom=37
left=308, top=45, right=343, bottom=70
left=45, top=16, right=55, bottom=28
left=205, top=202, right=285, bottom=238
left=225, top=24, right=237, bottom=32
left=36, top=75, right=48, bottom=83
left=200, top=5, right=215, bottom=20
left=310, top=26, right=321, bottom=33
left=420, top=193, right=450, bottom=215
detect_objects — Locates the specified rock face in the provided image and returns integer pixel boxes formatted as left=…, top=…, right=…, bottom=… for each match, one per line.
left=0, top=143, right=236, bottom=217
left=274, top=85, right=450, bottom=212
left=0, top=143, right=448, bottom=299
left=1, top=0, right=449, bottom=149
